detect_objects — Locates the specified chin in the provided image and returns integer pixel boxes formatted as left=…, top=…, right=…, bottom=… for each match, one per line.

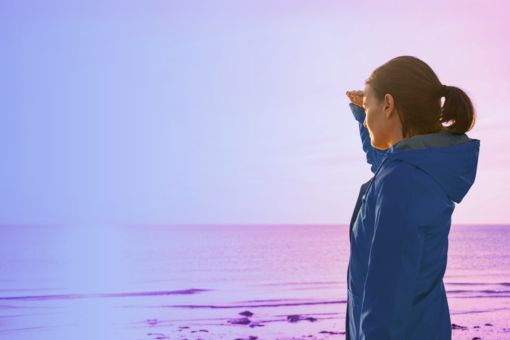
left=370, top=139, right=385, bottom=150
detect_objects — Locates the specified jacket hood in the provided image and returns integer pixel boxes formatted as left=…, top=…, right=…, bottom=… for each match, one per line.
left=385, top=130, right=480, bottom=203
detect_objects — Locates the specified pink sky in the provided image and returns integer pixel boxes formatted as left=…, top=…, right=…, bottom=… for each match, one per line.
left=0, top=0, right=508, bottom=224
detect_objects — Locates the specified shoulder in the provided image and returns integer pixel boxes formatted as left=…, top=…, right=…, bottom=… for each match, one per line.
left=372, top=160, right=447, bottom=222
left=374, top=160, right=416, bottom=187
left=373, top=160, right=437, bottom=198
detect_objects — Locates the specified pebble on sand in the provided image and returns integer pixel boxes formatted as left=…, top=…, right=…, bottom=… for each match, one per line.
left=239, top=310, right=254, bottom=317
left=452, top=323, right=469, bottom=330
left=228, top=317, right=251, bottom=325
left=287, top=314, right=318, bottom=323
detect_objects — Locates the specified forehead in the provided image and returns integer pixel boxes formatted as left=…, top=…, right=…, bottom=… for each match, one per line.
left=363, top=84, right=370, bottom=95
left=363, top=84, right=371, bottom=102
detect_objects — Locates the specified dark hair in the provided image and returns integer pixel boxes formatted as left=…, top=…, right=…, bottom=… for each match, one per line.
left=365, top=55, right=477, bottom=137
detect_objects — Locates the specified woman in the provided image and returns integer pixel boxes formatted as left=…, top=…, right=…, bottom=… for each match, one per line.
left=344, top=56, right=480, bottom=340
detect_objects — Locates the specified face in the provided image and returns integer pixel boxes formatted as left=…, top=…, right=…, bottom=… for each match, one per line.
left=362, top=84, right=403, bottom=150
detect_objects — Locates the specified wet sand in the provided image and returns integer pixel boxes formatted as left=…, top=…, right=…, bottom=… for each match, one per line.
left=1, top=224, right=509, bottom=339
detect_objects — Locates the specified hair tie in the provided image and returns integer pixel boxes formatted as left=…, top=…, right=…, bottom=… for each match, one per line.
left=439, top=84, right=449, bottom=97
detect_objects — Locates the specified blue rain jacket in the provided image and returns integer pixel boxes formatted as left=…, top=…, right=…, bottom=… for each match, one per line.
left=345, top=103, right=480, bottom=340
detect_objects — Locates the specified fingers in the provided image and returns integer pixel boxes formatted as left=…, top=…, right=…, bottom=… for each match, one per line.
left=346, top=90, right=364, bottom=97
left=346, top=90, right=364, bottom=108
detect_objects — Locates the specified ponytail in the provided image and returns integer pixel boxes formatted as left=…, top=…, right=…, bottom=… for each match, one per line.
left=439, top=85, right=476, bottom=134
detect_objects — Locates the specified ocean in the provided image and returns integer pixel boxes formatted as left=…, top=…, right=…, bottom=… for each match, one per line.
left=0, top=224, right=509, bottom=339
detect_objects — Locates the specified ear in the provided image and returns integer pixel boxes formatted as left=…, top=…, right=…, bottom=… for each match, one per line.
left=383, top=93, right=397, bottom=119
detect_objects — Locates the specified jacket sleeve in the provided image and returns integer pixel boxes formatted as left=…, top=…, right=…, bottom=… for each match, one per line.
left=349, top=103, right=389, bottom=174
left=358, top=169, right=425, bottom=340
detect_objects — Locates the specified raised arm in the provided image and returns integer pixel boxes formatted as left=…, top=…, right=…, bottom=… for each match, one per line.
left=349, top=102, right=389, bottom=174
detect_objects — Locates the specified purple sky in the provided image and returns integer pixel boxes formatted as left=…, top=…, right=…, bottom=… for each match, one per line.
left=0, top=0, right=508, bottom=225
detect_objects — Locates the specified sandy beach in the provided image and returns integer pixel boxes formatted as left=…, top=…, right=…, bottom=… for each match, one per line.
left=1, top=224, right=509, bottom=339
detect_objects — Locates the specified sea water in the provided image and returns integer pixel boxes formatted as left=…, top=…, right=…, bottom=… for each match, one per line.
left=0, top=224, right=509, bottom=339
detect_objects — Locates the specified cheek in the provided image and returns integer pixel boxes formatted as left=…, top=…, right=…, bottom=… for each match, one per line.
left=366, top=110, right=382, bottom=132
left=365, top=112, right=375, bottom=130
